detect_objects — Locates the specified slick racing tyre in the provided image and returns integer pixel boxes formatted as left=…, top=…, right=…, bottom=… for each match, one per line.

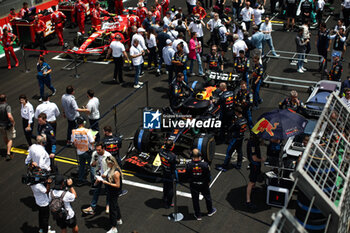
left=134, top=127, right=152, bottom=152
left=193, top=134, right=216, bottom=163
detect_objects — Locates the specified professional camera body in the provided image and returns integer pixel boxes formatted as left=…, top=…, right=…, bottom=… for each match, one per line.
left=22, top=167, right=53, bottom=186
left=191, top=16, right=201, bottom=24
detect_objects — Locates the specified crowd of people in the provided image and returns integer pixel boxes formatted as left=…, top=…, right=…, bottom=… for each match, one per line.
left=1, top=0, right=350, bottom=232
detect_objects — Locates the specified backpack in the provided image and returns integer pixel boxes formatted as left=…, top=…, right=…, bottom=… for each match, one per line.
left=49, top=190, right=67, bottom=219
left=212, top=25, right=224, bottom=45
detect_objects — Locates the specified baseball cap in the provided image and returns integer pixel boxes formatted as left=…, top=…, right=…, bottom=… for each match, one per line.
left=137, top=28, right=146, bottom=33
left=166, top=39, right=172, bottom=45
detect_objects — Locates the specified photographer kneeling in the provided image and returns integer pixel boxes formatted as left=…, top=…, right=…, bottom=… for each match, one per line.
left=49, top=175, right=78, bottom=233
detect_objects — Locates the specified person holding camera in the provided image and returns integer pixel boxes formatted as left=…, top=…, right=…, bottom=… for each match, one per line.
left=49, top=175, right=79, bottom=233
left=83, top=143, right=113, bottom=215
left=0, top=94, right=16, bottom=160
left=30, top=168, right=52, bottom=233
left=25, top=135, right=51, bottom=172
left=71, top=116, right=95, bottom=187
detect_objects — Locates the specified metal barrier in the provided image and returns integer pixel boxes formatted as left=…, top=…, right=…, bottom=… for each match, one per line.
left=265, top=50, right=324, bottom=64
left=268, top=208, right=308, bottom=233
left=263, top=75, right=317, bottom=89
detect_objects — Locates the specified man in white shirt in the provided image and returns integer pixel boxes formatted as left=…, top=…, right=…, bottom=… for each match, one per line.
left=342, top=0, right=350, bottom=27
left=19, top=94, right=34, bottom=146
left=341, top=88, right=350, bottom=108
left=172, top=33, right=189, bottom=54
left=83, top=143, right=113, bottom=215
left=35, top=94, right=60, bottom=134
left=187, top=0, right=197, bottom=14
left=188, top=14, right=204, bottom=51
left=107, top=34, right=130, bottom=84
left=240, top=1, right=254, bottom=31
left=253, top=4, right=264, bottom=27
left=163, top=11, right=172, bottom=26
left=167, top=25, right=179, bottom=41
left=207, top=13, right=221, bottom=45
left=232, top=34, right=248, bottom=57
left=219, top=23, right=230, bottom=57
left=130, top=39, right=145, bottom=88
left=163, top=39, right=176, bottom=83
left=30, top=180, right=51, bottom=233
left=25, top=135, right=51, bottom=171
left=49, top=175, right=78, bottom=233
left=83, top=89, right=100, bottom=141
left=260, top=16, right=279, bottom=57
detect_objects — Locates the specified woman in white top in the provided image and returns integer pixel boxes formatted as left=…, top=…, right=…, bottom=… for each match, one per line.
left=19, top=94, right=34, bottom=146
left=146, top=29, right=158, bottom=70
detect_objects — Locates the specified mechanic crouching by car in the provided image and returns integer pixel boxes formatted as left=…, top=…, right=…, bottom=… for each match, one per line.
left=186, top=148, right=217, bottom=220
left=160, top=140, right=179, bottom=208
left=278, top=90, right=305, bottom=114
left=170, top=73, right=191, bottom=109
left=217, top=107, right=248, bottom=171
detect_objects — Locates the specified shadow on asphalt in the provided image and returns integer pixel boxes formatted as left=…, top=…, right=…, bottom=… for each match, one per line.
left=20, top=222, right=39, bottom=233
left=20, top=196, right=38, bottom=212
left=226, top=186, right=271, bottom=214
left=144, top=197, right=164, bottom=210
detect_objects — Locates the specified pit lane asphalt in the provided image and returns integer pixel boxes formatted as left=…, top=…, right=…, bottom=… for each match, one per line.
left=0, top=0, right=348, bottom=232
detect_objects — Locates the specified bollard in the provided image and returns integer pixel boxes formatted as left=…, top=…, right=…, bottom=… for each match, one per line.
left=22, top=46, right=30, bottom=73
left=168, top=171, right=184, bottom=222
left=73, top=53, right=80, bottom=78
left=145, top=81, right=149, bottom=107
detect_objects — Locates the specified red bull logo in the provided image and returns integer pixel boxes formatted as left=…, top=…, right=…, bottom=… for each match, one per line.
left=252, top=118, right=279, bottom=136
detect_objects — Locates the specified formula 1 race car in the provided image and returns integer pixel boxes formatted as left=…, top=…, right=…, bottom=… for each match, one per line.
left=67, top=15, right=128, bottom=58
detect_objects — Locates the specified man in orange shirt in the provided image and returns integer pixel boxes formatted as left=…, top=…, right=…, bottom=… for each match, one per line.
left=71, top=116, right=95, bottom=186
left=51, top=6, right=66, bottom=46
left=33, top=15, right=47, bottom=54
left=193, top=2, right=206, bottom=19
left=0, top=29, right=19, bottom=69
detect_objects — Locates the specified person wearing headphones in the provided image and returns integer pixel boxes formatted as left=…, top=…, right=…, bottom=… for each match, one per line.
left=186, top=148, right=217, bottom=220
left=71, top=116, right=95, bottom=187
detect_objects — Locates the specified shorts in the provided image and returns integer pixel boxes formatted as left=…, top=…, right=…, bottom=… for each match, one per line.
left=0, top=127, right=16, bottom=140
left=56, top=215, right=77, bottom=229
left=249, top=164, right=261, bottom=183
left=220, top=42, right=228, bottom=52
left=286, top=4, right=296, bottom=18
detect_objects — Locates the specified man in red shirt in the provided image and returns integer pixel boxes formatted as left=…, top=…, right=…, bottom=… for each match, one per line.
left=8, top=8, right=19, bottom=23
left=136, top=3, right=148, bottom=23
left=0, top=29, right=19, bottom=69
left=51, top=6, right=66, bottom=46
left=157, top=0, right=170, bottom=17
left=91, top=2, right=111, bottom=29
left=128, top=10, right=141, bottom=27
left=33, top=15, right=47, bottom=54
left=19, top=2, right=30, bottom=19
left=151, top=5, right=161, bottom=23
left=115, top=0, right=123, bottom=15
left=73, top=0, right=87, bottom=34
left=193, top=2, right=206, bottom=19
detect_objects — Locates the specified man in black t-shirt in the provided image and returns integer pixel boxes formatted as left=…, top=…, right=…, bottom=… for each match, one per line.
left=0, top=94, right=15, bottom=160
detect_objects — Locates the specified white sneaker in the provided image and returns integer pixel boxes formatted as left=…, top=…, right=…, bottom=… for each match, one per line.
left=107, top=227, right=118, bottom=233
left=297, top=69, right=304, bottom=73
left=117, top=219, right=123, bottom=225
left=134, top=84, right=141, bottom=88
left=304, top=59, right=308, bottom=63
left=38, top=98, right=42, bottom=102
left=301, top=67, right=307, bottom=72
left=138, top=81, right=144, bottom=85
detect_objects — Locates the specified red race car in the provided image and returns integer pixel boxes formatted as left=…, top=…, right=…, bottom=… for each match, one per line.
left=69, top=15, right=128, bottom=58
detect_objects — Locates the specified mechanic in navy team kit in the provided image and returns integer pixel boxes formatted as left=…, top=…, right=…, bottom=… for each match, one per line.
left=217, top=107, right=248, bottom=171
left=37, top=56, right=56, bottom=102
left=328, top=54, right=343, bottom=82
left=160, top=140, right=179, bottom=208
left=186, top=149, right=217, bottom=220
left=36, top=113, right=56, bottom=171
left=234, top=80, right=253, bottom=129
left=234, top=50, right=250, bottom=87
left=170, top=73, right=191, bottom=108
left=216, top=82, right=235, bottom=140
left=205, top=45, right=224, bottom=72
left=251, top=55, right=264, bottom=109
left=102, top=125, right=123, bottom=167
left=279, top=90, right=305, bottom=113
left=246, top=134, right=265, bottom=210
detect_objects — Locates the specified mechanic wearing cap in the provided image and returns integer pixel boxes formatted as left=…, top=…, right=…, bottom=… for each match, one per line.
left=33, top=15, right=47, bottom=55
left=218, top=107, right=248, bottom=171
left=72, top=116, right=95, bottom=187
left=328, top=55, right=343, bottom=82
left=0, top=28, right=19, bottom=70
left=36, top=113, right=56, bottom=171
left=246, top=133, right=265, bottom=210
left=234, top=80, right=253, bottom=129
left=37, top=56, right=56, bottom=102
left=73, top=0, right=87, bottom=34
left=51, top=6, right=66, bottom=46
left=170, top=73, right=191, bottom=108
left=205, top=45, right=224, bottom=72
left=234, top=50, right=249, bottom=85
left=35, top=94, right=60, bottom=134
left=251, top=55, right=264, bottom=109
left=49, top=176, right=78, bottom=233
left=186, top=148, right=217, bottom=220
left=279, top=90, right=305, bottom=113
left=160, top=139, right=179, bottom=208
left=163, top=39, right=175, bottom=83
left=107, top=34, right=130, bottom=84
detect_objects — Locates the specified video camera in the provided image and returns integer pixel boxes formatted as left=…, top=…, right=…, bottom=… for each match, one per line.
left=21, top=167, right=54, bottom=186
